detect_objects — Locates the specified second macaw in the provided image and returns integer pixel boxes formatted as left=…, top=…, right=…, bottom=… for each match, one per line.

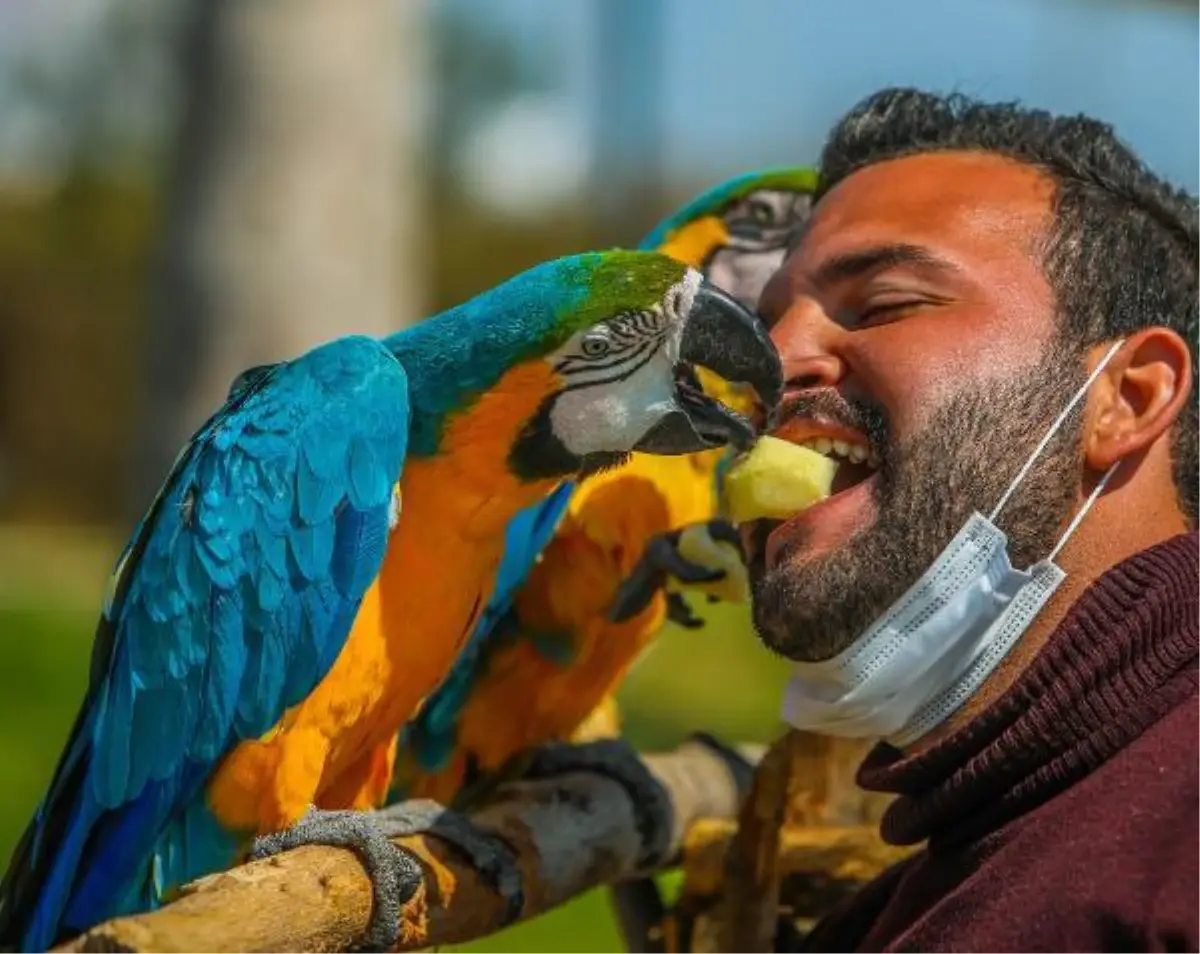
left=0, top=250, right=781, bottom=952
left=393, top=167, right=819, bottom=808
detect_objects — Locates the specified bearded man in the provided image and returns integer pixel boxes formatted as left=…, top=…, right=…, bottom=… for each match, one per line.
left=744, top=88, right=1198, bottom=952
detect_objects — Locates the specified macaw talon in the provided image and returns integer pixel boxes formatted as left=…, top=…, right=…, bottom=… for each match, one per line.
left=369, top=798, right=524, bottom=924
left=666, top=590, right=704, bottom=629
left=607, top=532, right=727, bottom=624
left=607, top=555, right=665, bottom=624
left=521, top=739, right=672, bottom=868
left=249, top=806, right=424, bottom=951
left=651, top=532, right=729, bottom=585
left=703, top=517, right=746, bottom=557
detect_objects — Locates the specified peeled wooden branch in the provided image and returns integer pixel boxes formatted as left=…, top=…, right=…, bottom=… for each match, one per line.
left=54, top=737, right=758, bottom=954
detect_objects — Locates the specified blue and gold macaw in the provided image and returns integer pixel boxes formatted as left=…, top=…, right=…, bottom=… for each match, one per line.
left=393, top=168, right=817, bottom=808
left=0, top=250, right=781, bottom=952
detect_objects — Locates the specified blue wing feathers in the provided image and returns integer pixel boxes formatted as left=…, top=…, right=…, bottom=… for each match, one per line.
left=0, top=335, right=411, bottom=950
left=297, top=451, right=344, bottom=524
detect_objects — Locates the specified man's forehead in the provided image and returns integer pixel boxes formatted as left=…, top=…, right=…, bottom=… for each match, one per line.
left=795, top=151, right=1056, bottom=268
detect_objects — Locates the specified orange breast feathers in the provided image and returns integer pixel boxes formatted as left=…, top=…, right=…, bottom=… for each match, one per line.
left=403, top=447, right=727, bottom=804
left=206, top=361, right=563, bottom=836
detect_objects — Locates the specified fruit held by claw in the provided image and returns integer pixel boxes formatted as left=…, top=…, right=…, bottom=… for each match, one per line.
left=723, top=436, right=838, bottom=525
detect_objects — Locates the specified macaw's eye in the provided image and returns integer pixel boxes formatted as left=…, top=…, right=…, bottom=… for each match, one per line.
left=726, top=196, right=781, bottom=238
left=580, top=334, right=611, bottom=358
left=748, top=198, right=776, bottom=225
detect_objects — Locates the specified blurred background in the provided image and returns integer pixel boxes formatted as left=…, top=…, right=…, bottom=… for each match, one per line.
left=0, top=0, right=1194, bottom=949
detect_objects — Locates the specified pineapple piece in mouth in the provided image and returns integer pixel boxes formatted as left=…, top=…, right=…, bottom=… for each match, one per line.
left=722, top=433, right=879, bottom=525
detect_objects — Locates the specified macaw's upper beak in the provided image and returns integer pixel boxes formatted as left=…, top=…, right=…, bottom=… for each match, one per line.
left=633, top=281, right=782, bottom=456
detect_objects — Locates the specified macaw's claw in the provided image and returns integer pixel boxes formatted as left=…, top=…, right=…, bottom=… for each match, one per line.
left=250, top=807, right=425, bottom=952
left=608, top=528, right=727, bottom=624
left=522, top=738, right=671, bottom=868
left=701, top=517, right=745, bottom=553
left=666, top=590, right=704, bottom=629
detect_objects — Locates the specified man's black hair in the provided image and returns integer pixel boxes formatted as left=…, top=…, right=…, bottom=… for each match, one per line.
left=813, top=87, right=1198, bottom=524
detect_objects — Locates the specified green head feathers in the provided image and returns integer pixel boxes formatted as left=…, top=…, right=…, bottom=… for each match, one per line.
left=536, top=249, right=690, bottom=338
left=639, top=166, right=818, bottom=250
left=388, top=249, right=692, bottom=455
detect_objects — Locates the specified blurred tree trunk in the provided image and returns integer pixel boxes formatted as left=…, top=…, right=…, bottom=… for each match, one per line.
left=128, top=0, right=427, bottom=518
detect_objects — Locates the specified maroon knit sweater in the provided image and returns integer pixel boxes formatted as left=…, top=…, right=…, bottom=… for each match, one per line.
left=796, top=532, right=1199, bottom=953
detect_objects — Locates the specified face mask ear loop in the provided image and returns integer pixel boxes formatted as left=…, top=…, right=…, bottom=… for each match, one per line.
left=989, top=339, right=1126, bottom=525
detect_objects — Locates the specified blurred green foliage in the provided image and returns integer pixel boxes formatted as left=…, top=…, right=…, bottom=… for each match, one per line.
left=0, top=177, right=156, bottom=522
left=0, top=530, right=789, bottom=950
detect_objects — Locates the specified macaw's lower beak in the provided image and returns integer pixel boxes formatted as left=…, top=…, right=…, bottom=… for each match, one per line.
left=634, top=282, right=782, bottom=455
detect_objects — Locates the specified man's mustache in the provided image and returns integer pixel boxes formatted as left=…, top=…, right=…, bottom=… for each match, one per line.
left=774, top=388, right=891, bottom=456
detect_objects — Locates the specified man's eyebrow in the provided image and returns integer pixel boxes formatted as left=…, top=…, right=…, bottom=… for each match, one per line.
left=811, top=243, right=962, bottom=287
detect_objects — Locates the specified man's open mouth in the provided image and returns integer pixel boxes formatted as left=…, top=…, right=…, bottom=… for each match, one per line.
left=743, top=418, right=881, bottom=566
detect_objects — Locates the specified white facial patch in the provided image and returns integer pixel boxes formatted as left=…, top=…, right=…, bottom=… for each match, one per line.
left=707, top=246, right=786, bottom=309
left=549, top=345, right=679, bottom=456
left=545, top=271, right=701, bottom=457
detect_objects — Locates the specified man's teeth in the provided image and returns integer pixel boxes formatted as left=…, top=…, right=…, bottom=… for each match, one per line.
left=797, top=437, right=880, bottom=469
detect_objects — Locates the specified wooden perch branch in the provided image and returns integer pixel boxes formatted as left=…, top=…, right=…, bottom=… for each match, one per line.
left=713, top=730, right=801, bottom=952
left=54, top=737, right=758, bottom=953
left=663, top=731, right=910, bottom=954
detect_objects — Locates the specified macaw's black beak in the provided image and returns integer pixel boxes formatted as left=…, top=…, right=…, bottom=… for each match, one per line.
left=633, top=281, right=782, bottom=456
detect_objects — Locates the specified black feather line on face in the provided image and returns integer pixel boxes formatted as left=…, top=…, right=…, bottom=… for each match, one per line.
left=509, top=392, right=631, bottom=483
left=556, top=342, right=662, bottom=394
left=555, top=338, right=657, bottom=378
left=509, top=394, right=578, bottom=482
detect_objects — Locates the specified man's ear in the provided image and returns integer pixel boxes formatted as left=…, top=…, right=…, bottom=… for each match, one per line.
left=1085, top=328, right=1194, bottom=471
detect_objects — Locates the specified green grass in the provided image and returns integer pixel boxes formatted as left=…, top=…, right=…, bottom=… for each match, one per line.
left=0, top=528, right=790, bottom=951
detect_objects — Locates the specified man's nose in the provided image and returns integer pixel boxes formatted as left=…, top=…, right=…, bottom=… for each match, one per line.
left=769, top=297, right=847, bottom=391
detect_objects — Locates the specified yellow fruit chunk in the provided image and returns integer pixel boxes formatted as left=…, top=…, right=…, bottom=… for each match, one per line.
left=723, top=435, right=838, bottom=525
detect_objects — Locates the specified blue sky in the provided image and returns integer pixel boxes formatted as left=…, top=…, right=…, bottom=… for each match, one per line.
left=0, top=0, right=1193, bottom=202
left=467, top=0, right=1198, bottom=192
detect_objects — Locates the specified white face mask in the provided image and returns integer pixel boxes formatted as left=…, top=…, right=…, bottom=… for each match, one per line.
left=781, top=340, right=1126, bottom=748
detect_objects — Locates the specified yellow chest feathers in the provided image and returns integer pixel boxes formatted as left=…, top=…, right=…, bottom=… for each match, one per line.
left=566, top=447, right=724, bottom=549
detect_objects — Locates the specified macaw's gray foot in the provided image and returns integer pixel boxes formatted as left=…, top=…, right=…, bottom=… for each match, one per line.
left=371, top=798, right=524, bottom=921
left=250, top=807, right=424, bottom=951
left=522, top=738, right=672, bottom=868
left=250, top=801, right=524, bottom=951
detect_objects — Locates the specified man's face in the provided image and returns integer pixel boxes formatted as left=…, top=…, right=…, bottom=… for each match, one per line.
left=748, top=152, right=1088, bottom=662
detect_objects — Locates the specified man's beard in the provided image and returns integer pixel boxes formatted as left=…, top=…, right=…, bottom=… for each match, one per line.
left=751, top=347, right=1087, bottom=662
